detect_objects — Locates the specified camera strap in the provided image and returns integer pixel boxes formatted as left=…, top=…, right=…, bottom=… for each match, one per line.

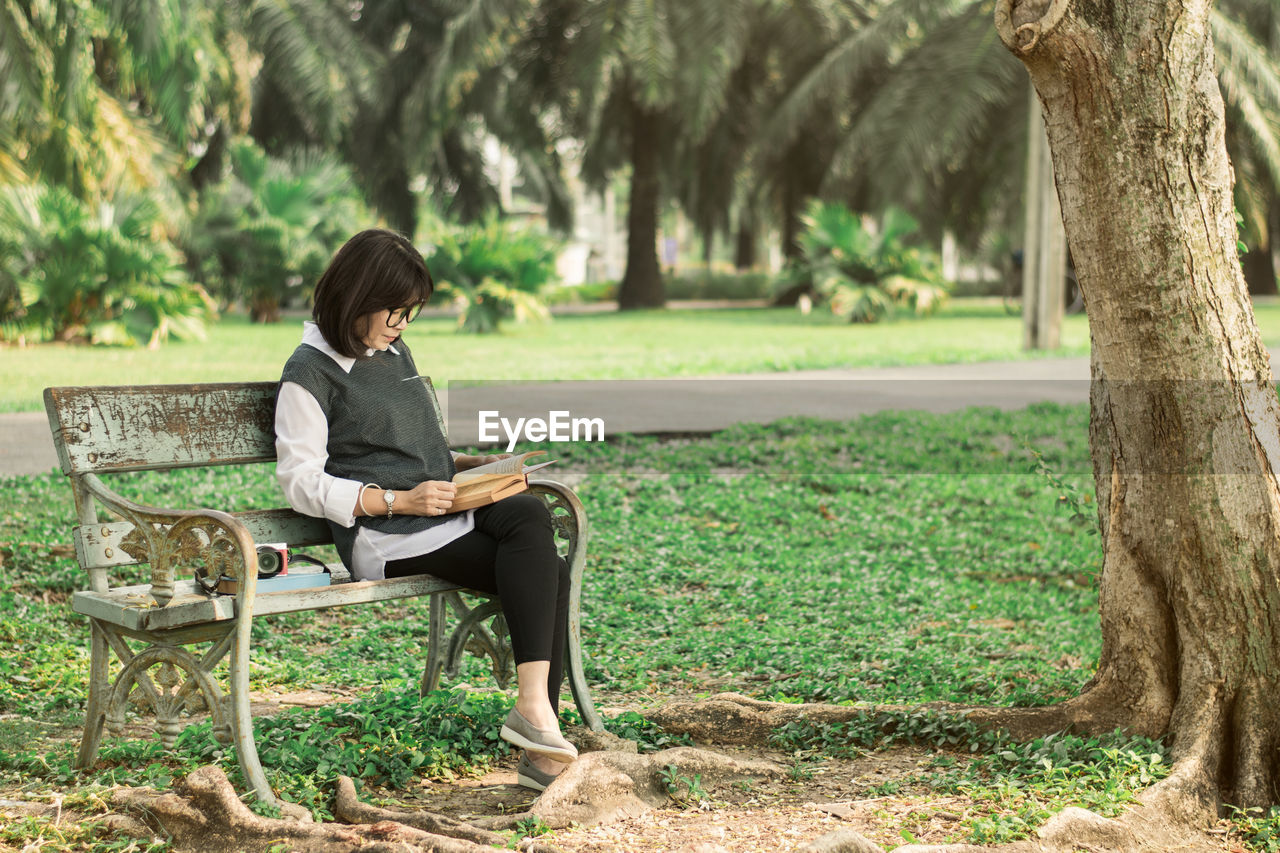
left=193, top=549, right=330, bottom=597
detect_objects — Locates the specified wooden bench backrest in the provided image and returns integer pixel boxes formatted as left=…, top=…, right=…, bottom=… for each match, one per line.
left=44, top=380, right=445, bottom=576
left=44, top=383, right=277, bottom=474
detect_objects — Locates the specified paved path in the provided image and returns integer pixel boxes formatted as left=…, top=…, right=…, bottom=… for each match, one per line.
left=26, top=346, right=1277, bottom=474
left=4, top=354, right=1102, bottom=477
left=439, top=357, right=1095, bottom=447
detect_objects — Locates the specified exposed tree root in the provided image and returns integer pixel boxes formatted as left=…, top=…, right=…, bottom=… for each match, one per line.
left=800, top=828, right=896, bottom=852
left=646, top=692, right=870, bottom=744
left=103, top=704, right=1238, bottom=853
left=112, top=765, right=561, bottom=853
left=647, top=695, right=1240, bottom=853
left=957, top=675, right=1163, bottom=742
left=649, top=687, right=1169, bottom=746
left=805, top=803, right=1222, bottom=853
left=332, top=775, right=508, bottom=846
left=474, top=745, right=784, bottom=831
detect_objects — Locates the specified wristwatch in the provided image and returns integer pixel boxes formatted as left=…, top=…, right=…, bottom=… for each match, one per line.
left=383, top=490, right=396, bottom=519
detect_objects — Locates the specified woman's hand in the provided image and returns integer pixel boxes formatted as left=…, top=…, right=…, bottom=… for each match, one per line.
left=398, top=480, right=458, bottom=516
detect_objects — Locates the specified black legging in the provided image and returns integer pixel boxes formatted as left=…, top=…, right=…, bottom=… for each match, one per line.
left=384, top=494, right=570, bottom=710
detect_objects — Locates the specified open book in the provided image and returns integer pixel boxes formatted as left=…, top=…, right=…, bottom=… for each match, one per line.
left=449, top=451, right=556, bottom=512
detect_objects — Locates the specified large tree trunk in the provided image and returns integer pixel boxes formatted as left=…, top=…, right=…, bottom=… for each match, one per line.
left=781, top=181, right=803, bottom=261
left=735, top=209, right=757, bottom=270
left=618, top=101, right=665, bottom=310
left=996, top=0, right=1280, bottom=810
left=1021, top=90, right=1067, bottom=350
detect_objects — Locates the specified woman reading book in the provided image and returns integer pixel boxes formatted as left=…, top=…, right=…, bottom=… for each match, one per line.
left=274, top=228, right=575, bottom=791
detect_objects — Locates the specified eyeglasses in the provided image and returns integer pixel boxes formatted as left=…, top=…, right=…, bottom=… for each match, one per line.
left=386, top=304, right=424, bottom=326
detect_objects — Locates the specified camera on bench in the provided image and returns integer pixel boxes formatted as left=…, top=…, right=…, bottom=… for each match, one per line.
left=255, top=543, right=288, bottom=579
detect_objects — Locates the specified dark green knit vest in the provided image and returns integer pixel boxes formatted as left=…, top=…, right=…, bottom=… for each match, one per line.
left=278, top=339, right=456, bottom=569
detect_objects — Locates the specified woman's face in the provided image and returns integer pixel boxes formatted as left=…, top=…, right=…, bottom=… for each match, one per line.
left=357, top=308, right=410, bottom=352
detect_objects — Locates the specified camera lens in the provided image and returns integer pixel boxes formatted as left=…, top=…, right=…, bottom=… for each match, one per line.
left=256, top=546, right=283, bottom=579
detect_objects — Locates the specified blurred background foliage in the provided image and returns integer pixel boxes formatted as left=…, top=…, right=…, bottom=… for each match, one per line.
left=426, top=214, right=559, bottom=333
left=2, top=0, right=1280, bottom=341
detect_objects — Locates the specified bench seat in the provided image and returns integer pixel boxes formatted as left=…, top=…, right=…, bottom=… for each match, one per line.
left=44, top=381, right=601, bottom=808
left=71, top=568, right=471, bottom=632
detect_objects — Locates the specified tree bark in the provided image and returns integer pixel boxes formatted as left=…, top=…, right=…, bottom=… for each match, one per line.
left=781, top=180, right=803, bottom=261
left=996, top=0, right=1280, bottom=810
left=1021, top=90, right=1066, bottom=350
left=735, top=209, right=757, bottom=270
left=618, top=100, right=665, bottom=310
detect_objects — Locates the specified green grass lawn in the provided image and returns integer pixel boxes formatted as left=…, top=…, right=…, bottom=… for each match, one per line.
left=0, top=404, right=1103, bottom=716
left=10, top=297, right=1280, bottom=414
left=6, top=404, right=1270, bottom=848
left=0, top=300, right=1111, bottom=412
left=0, top=406, right=1102, bottom=798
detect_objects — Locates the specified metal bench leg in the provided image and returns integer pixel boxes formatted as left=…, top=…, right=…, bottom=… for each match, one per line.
left=75, top=619, right=111, bottom=768
left=566, top=578, right=603, bottom=731
left=420, top=592, right=447, bottom=696
left=229, top=615, right=275, bottom=807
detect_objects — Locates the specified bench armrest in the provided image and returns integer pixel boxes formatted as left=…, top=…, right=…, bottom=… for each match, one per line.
left=527, top=478, right=589, bottom=585
left=80, top=473, right=260, bottom=609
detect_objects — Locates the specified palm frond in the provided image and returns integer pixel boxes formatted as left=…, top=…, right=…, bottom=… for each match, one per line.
left=1213, top=8, right=1280, bottom=188
left=756, top=0, right=954, bottom=158
left=431, top=0, right=523, bottom=112
left=248, top=0, right=368, bottom=142
left=622, top=0, right=678, bottom=107
left=823, top=3, right=1023, bottom=203
left=92, top=91, right=183, bottom=206
left=666, top=0, right=752, bottom=139
left=0, top=0, right=48, bottom=123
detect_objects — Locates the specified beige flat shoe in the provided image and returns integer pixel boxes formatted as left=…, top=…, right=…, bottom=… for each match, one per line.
left=500, top=708, right=578, bottom=763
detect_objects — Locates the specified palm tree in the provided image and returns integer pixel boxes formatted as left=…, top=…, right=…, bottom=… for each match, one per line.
left=671, top=0, right=857, bottom=268
left=0, top=0, right=251, bottom=208
left=761, top=0, right=1280, bottom=280
left=522, top=0, right=755, bottom=308
left=1215, top=0, right=1280, bottom=293
left=186, top=140, right=367, bottom=321
left=247, top=0, right=568, bottom=238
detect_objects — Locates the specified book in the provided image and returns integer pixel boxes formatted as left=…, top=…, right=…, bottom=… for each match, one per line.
left=449, top=451, right=556, bottom=512
left=216, top=563, right=332, bottom=595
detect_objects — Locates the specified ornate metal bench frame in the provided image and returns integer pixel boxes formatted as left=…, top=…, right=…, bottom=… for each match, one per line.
left=44, top=382, right=602, bottom=807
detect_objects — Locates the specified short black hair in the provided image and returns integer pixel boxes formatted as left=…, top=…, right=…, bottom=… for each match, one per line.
left=311, top=229, right=433, bottom=359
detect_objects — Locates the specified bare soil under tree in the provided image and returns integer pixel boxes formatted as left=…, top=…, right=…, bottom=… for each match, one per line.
left=0, top=689, right=1262, bottom=853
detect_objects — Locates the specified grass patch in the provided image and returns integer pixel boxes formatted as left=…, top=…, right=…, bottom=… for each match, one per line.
left=0, top=300, right=1102, bottom=412
left=0, top=400, right=1161, bottom=846
left=774, top=710, right=1170, bottom=845
left=10, top=298, right=1280, bottom=413
left=1232, top=806, right=1280, bottom=852
left=0, top=404, right=1103, bottom=718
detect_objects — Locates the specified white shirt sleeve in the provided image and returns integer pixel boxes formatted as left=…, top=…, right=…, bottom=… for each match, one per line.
left=275, top=381, right=362, bottom=528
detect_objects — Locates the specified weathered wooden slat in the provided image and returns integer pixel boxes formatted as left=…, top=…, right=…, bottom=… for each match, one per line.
left=45, top=384, right=279, bottom=474
left=44, top=378, right=444, bottom=476
left=75, top=509, right=333, bottom=570
left=72, top=573, right=465, bottom=632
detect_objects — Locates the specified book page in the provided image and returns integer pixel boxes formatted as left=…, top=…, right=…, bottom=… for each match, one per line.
left=453, top=450, right=547, bottom=484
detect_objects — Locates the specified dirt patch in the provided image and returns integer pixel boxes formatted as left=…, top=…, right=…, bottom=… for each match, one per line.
left=349, top=745, right=956, bottom=851
left=1, top=689, right=1252, bottom=852
left=546, top=746, right=940, bottom=852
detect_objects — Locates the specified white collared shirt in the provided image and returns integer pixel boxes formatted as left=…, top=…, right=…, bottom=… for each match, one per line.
left=275, top=322, right=474, bottom=580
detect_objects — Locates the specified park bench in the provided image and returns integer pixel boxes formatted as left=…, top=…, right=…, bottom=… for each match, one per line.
left=43, top=381, right=602, bottom=807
